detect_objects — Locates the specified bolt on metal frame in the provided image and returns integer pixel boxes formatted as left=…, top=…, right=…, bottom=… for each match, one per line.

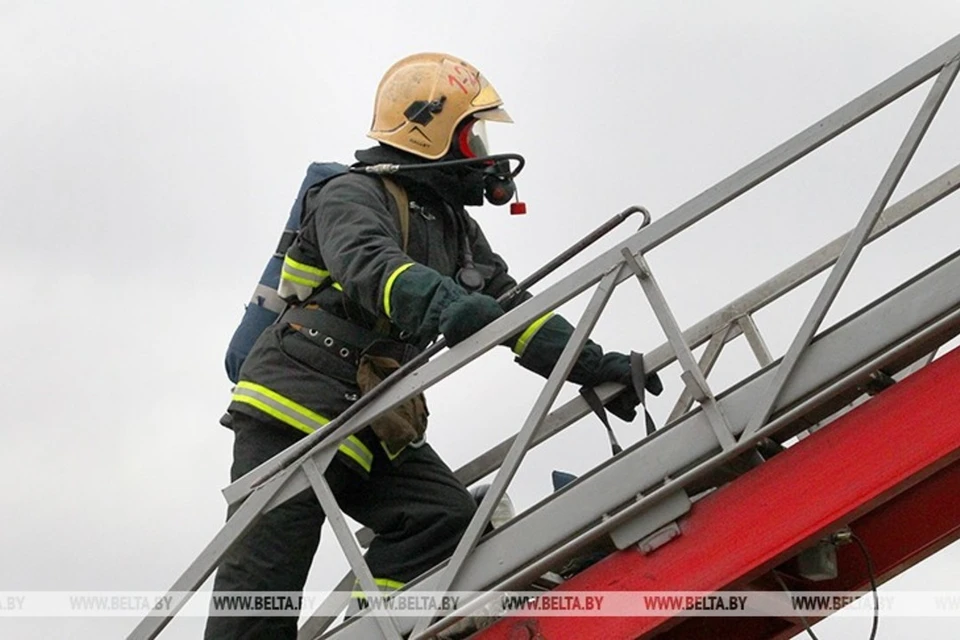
left=128, top=34, right=960, bottom=640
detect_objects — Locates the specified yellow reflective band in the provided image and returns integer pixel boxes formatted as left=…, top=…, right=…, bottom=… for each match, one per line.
left=232, top=395, right=319, bottom=435
left=513, top=312, right=554, bottom=357
left=284, top=255, right=329, bottom=277
left=351, top=578, right=406, bottom=598
left=332, top=282, right=343, bottom=291
left=376, top=578, right=406, bottom=590
left=281, top=255, right=330, bottom=289
left=233, top=383, right=372, bottom=470
left=383, top=262, right=415, bottom=318
left=339, top=435, right=373, bottom=473
left=350, top=435, right=373, bottom=460
left=281, top=271, right=324, bottom=287
left=236, top=381, right=330, bottom=429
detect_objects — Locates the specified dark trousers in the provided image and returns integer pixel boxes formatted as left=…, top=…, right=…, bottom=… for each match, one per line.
left=204, top=412, right=477, bottom=640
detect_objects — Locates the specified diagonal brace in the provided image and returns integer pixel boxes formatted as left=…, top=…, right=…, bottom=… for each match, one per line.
left=667, top=324, right=735, bottom=424
left=741, top=56, right=960, bottom=442
left=125, top=450, right=314, bottom=640
left=621, top=249, right=737, bottom=450
left=408, top=267, right=623, bottom=638
left=302, top=458, right=404, bottom=640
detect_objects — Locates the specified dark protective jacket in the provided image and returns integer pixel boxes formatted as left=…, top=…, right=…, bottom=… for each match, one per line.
left=228, top=148, right=609, bottom=476
left=230, top=156, right=520, bottom=473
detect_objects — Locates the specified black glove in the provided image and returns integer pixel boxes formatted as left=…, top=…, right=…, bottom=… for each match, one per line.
left=590, top=352, right=663, bottom=422
left=439, top=293, right=504, bottom=346
left=513, top=314, right=663, bottom=422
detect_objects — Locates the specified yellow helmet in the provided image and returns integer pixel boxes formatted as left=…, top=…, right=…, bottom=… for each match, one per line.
left=368, top=52, right=512, bottom=160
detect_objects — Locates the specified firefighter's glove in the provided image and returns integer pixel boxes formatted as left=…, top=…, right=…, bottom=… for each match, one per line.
left=513, top=314, right=662, bottom=420
left=590, top=352, right=663, bottom=422
left=439, top=293, right=504, bottom=346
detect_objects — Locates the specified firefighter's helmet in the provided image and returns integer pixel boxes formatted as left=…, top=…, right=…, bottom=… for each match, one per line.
left=368, top=52, right=512, bottom=160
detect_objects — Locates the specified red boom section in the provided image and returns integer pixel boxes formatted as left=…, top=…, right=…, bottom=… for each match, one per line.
left=473, top=345, right=960, bottom=640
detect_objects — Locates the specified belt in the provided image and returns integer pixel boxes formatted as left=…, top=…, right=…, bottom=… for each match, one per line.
left=280, top=305, right=382, bottom=367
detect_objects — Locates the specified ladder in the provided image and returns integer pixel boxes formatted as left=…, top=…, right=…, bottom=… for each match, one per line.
left=129, top=33, right=960, bottom=640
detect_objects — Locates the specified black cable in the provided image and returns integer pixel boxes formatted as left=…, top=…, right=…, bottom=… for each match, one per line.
left=849, top=533, right=880, bottom=640
left=772, top=570, right=821, bottom=640
left=774, top=532, right=880, bottom=640
left=353, top=152, right=526, bottom=179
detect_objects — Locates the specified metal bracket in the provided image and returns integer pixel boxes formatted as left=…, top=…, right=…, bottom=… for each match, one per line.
left=638, top=522, right=683, bottom=555
left=863, top=370, right=897, bottom=395
left=530, top=572, right=565, bottom=591
left=609, top=490, right=691, bottom=551
left=796, top=540, right=839, bottom=581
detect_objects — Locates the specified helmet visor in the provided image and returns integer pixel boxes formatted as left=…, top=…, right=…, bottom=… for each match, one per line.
left=457, top=119, right=490, bottom=159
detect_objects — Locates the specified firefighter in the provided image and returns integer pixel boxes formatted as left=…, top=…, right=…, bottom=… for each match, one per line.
left=205, top=52, right=660, bottom=639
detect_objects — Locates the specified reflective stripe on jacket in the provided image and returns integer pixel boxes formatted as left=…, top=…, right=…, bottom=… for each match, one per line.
left=228, top=171, right=542, bottom=473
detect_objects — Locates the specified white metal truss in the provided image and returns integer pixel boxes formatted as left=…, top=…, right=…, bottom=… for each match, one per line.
left=128, top=33, right=960, bottom=640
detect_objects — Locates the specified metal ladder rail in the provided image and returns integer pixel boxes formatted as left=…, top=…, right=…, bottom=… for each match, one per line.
left=410, top=40, right=960, bottom=637
left=322, top=249, right=960, bottom=640
left=128, top=209, right=653, bottom=640
left=303, top=257, right=707, bottom=639
left=407, top=267, right=627, bottom=637
left=417, top=43, right=960, bottom=501
left=411, top=185, right=957, bottom=638
left=331, top=36, right=960, bottom=638
left=310, top=42, right=960, bottom=639
left=739, top=55, right=960, bottom=443
left=406, top=235, right=750, bottom=635
left=313, top=246, right=750, bottom=639
left=666, top=54, right=959, bottom=432
left=796, top=347, right=941, bottom=441
left=292, top=215, right=649, bottom=640
left=354, top=161, right=960, bottom=638
left=128, top=237, right=644, bottom=640
left=438, top=160, right=960, bottom=503
left=128, top=33, right=960, bottom=640
left=222, top=31, right=960, bottom=514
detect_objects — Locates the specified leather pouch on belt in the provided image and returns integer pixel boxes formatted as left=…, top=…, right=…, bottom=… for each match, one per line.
left=356, top=339, right=428, bottom=457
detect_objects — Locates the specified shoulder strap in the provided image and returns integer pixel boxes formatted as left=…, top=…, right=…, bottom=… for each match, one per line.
left=381, top=177, right=410, bottom=252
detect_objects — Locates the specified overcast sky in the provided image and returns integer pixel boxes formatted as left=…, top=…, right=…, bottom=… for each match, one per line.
left=2, top=2, right=959, bottom=639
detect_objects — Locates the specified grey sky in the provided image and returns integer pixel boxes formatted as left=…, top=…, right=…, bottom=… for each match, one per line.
left=2, top=2, right=959, bottom=638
